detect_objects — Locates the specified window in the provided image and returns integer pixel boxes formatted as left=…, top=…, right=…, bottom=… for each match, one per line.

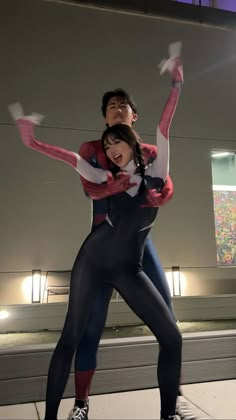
left=215, top=1, right=236, bottom=12
left=175, top=1, right=212, bottom=6
left=211, top=152, right=236, bottom=266
left=175, top=0, right=236, bottom=11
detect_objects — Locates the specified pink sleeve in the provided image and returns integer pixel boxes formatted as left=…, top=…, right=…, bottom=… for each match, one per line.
left=152, top=61, right=183, bottom=181
left=15, top=119, right=108, bottom=184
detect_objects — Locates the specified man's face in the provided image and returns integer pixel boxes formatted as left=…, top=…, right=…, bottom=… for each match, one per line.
left=104, top=96, right=138, bottom=127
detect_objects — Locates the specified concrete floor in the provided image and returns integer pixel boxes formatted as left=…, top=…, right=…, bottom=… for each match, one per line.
left=0, top=379, right=236, bottom=419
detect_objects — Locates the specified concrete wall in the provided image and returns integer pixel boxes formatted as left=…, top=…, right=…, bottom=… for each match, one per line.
left=1, top=330, right=236, bottom=405
left=0, top=267, right=236, bottom=305
left=0, top=0, right=236, bottom=306
left=1, top=295, right=236, bottom=333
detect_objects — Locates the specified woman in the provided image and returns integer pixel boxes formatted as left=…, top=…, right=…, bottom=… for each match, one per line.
left=9, top=49, right=183, bottom=420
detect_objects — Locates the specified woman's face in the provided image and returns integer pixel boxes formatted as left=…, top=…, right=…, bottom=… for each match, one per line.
left=104, top=136, right=134, bottom=168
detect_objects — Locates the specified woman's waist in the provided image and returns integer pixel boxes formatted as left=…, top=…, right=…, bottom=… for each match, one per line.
left=106, top=212, right=157, bottom=232
left=87, top=221, right=151, bottom=252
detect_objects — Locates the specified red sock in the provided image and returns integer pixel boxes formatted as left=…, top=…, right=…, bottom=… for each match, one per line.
left=75, top=369, right=95, bottom=400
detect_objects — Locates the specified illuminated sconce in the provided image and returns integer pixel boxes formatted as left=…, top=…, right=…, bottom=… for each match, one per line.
left=172, top=266, right=181, bottom=296
left=32, top=269, right=41, bottom=303
left=0, top=310, right=9, bottom=320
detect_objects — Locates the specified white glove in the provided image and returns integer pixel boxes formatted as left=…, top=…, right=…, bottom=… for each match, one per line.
left=159, top=41, right=182, bottom=75
left=9, top=102, right=44, bottom=125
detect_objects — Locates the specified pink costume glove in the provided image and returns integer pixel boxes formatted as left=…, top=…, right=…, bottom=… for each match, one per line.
left=106, top=172, right=138, bottom=196
left=141, top=175, right=174, bottom=208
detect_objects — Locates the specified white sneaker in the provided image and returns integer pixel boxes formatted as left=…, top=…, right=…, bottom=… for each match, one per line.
left=67, top=401, right=89, bottom=420
left=176, top=396, right=198, bottom=420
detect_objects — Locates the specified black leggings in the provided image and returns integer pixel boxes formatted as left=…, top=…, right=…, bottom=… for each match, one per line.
left=75, top=237, right=174, bottom=372
left=45, top=228, right=182, bottom=419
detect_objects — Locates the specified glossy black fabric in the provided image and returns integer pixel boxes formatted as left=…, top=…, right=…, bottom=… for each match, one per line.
left=45, top=185, right=182, bottom=419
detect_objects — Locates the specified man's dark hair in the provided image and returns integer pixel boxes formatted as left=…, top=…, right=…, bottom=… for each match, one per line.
left=101, top=88, right=137, bottom=117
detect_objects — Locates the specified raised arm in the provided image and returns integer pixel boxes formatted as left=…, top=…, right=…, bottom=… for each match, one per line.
left=9, top=103, right=109, bottom=184
left=151, top=42, right=183, bottom=182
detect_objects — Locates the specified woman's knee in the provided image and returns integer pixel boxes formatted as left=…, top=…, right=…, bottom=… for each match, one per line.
left=160, top=325, right=182, bottom=353
left=60, top=327, right=80, bottom=353
left=168, top=327, right=182, bottom=352
left=57, top=337, right=77, bottom=360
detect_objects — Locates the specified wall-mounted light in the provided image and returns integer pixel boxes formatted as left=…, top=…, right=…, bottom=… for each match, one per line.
left=0, top=310, right=9, bottom=320
left=32, top=269, right=41, bottom=303
left=172, top=266, right=181, bottom=296
left=211, top=152, right=234, bottom=158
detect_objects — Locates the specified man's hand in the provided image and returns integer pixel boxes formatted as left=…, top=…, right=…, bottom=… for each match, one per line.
left=142, top=176, right=174, bottom=208
left=106, top=172, right=137, bottom=196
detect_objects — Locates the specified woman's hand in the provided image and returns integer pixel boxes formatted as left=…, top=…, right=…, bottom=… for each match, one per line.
left=8, top=102, right=43, bottom=147
left=159, top=42, right=183, bottom=78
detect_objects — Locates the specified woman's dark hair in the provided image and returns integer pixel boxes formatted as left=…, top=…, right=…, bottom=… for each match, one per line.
left=101, top=124, right=145, bottom=178
left=101, top=88, right=137, bottom=118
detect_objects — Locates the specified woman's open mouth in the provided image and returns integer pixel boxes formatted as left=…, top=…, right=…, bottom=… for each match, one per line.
left=113, top=153, right=122, bottom=165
